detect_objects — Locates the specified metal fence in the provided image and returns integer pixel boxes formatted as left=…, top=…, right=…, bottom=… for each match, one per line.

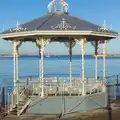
left=0, top=87, right=4, bottom=106
left=106, top=75, right=117, bottom=102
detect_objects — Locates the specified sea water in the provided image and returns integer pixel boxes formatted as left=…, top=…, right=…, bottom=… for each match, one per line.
left=0, top=55, right=120, bottom=96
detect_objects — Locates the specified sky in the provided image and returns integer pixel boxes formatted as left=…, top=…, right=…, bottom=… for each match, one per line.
left=0, top=0, right=120, bottom=55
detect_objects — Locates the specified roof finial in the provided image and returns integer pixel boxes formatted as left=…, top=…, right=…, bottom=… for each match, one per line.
left=98, top=20, right=108, bottom=31
left=16, top=20, right=20, bottom=27
left=48, top=0, right=69, bottom=13
left=10, top=20, right=27, bottom=32
left=103, top=20, right=107, bottom=29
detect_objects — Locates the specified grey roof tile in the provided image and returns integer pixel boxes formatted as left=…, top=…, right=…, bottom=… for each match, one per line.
left=1, top=11, right=117, bottom=34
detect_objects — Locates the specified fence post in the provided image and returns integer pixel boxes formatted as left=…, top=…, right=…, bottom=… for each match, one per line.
left=8, top=93, right=10, bottom=113
left=11, top=94, right=13, bottom=107
left=117, top=75, right=119, bottom=90
left=108, top=95, right=112, bottom=120
left=1, top=87, right=5, bottom=107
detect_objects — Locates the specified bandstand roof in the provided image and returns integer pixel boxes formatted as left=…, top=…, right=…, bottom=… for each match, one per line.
left=0, top=0, right=118, bottom=41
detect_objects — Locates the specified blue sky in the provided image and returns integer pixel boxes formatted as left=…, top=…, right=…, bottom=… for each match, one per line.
left=0, top=0, right=120, bottom=54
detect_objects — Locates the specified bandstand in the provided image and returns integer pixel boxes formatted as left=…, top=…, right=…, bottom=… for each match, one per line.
left=0, top=0, right=118, bottom=116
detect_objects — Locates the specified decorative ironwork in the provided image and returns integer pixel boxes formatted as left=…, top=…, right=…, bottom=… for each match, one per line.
left=91, top=41, right=99, bottom=55
left=48, top=0, right=69, bottom=13
left=51, top=18, right=76, bottom=30
left=10, top=21, right=27, bottom=32
left=64, top=41, right=76, bottom=48
left=36, top=37, right=50, bottom=48
left=98, top=20, right=109, bottom=32
left=75, top=38, right=87, bottom=44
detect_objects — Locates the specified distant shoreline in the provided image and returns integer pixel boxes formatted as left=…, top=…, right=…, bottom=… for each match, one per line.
left=0, top=54, right=120, bottom=58
left=0, top=56, right=13, bottom=58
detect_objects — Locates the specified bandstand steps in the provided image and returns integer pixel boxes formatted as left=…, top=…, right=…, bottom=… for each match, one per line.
left=9, top=111, right=17, bottom=115
left=18, top=101, right=27, bottom=106
left=9, top=106, right=17, bottom=115
left=9, top=99, right=30, bottom=116
left=17, top=99, right=31, bottom=116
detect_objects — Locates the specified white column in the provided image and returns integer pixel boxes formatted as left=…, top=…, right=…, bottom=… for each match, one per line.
left=80, top=38, right=86, bottom=96
left=36, top=38, right=50, bottom=97
left=41, top=39, right=44, bottom=97
left=95, top=55, right=98, bottom=80
left=75, top=38, right=86, bottom=96
left=95, top=41, right=98, bottom=80
left=13, top=41, right=21, bottom=105
left=69, top=45, right=72, bottom=85
left=39, top=48, right=41, bottom=84
left=13, top=43, right=17, bottom=87
left=103, top=40, right=106, bottom=82
left=16, top=48, right=19, bottom=82
left=81, top=40, right=85, bottom=81
left=13, top=41, right=21, bottom=88
left=102, top=40, right=107, bottom=106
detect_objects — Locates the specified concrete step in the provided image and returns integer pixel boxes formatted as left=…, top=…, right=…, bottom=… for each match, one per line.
left=9, top=111, right=17, bottom=115
left=18, top=102, right=26, bottom=106
left=18, top=101, right=26, bottom=103
left=17, top=108, right=22, bottom=111
left=9, top=107, right=17, bottom=112
left=9, top=108, right=17, bottom=115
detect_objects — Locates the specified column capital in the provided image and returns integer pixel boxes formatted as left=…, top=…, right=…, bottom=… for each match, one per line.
left=99, top=40, right=106, bottom=44
left=13, top=41, right=22, bottom=56
left=64, top=41, right=76, bottom=48
left=75, top=37, right=87, bottom=45
left=36, top=37, right=50, bottom=48
left=102, top=40, right=107, bottom=54
left=91, top=41, right=99, bottom=55
left=13, top=40, right=22, bottom=49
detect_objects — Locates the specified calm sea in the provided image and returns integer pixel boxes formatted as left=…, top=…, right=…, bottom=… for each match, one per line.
left=0, top=55, right=120, bottom=96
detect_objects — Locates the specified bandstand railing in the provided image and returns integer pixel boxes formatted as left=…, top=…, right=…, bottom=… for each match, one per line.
left=13, top=79, right=105, bottom=97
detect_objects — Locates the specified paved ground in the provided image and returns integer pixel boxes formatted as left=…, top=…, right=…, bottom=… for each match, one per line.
left=1, top=97, right=120, bottom=120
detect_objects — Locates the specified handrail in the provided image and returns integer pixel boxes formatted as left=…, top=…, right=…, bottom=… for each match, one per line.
left=19, top=83, right=33, bottom=101
left=106, top=75, right=116, bottom=79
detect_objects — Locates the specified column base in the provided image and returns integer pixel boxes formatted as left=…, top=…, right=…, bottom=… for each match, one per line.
left=41, top=92, right=45, bottom=98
